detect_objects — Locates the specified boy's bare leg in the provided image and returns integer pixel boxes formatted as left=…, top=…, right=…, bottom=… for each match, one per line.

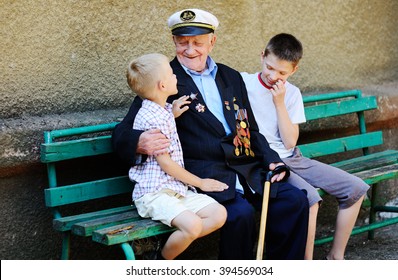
left=162, top=210, right=203, bottom=260
left=196, top=203, right=227, bottom=238
left=305, top=202, right=319, bottom=260
left=161, top=204, right=226, bottom=260
left=327, top=195, right=365, bottom=260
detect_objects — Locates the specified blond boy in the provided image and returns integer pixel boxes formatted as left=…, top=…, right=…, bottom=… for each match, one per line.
left=127, top=53, right=227, bottom=260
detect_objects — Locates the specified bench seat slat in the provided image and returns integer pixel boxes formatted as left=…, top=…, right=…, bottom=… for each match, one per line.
left=45, top=176, right=133, bottom=207
left=53, top=205, right=133, bottom=231
left=298, top=131, right=383, bottom=158
left=72, top=210, right=141, bottom=237
left=353, top=163, right=398, bottom=185
left=332, top=150, right=398, bottom=173
left=304, top=96, right=377, bottom=121
left=92, top=219, right=175, bottom=246
left=41, top=135, right=113, bottom=162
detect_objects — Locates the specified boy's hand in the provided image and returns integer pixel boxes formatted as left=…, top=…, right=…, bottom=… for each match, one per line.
left=270, top=80, right=286, bottom=106
left=172, top=95, right=191, bottom=118
left=199, top=179, right=229, bottom=192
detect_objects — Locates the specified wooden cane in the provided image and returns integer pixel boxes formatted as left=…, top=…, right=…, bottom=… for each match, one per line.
left=256, top=165, right=290, bottom=260
left=256, top=171, right=272, bottom=260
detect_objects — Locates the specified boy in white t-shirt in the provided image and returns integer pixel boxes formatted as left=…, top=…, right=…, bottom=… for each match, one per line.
left=241, top=33, right=369, bottom=260
left=127, top=53, right=227, bottom=260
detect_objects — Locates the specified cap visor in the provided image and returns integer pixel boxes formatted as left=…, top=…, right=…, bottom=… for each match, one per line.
left=172, top=26, right=213, bottom=36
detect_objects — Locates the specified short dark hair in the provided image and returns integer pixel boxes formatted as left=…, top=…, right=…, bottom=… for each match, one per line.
left=264, top=33, right=303, bottom=66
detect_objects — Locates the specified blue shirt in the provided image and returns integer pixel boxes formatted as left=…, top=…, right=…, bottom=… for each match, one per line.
left=181, top=56, right=232, bottom=135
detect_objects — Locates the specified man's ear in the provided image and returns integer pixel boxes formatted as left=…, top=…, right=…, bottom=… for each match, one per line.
left=211, top=34, right=217, bottom=46
left=208, top=34, right=217, bottom=52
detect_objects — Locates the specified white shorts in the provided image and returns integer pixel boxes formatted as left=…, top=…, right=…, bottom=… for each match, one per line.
left=134, top=189, right=218, bottom=226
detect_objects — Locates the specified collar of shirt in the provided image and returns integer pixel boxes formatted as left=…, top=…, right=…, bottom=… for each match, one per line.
left=180, top=56, right=231, bottom=135
left=142, top=99, right=173, bottom=117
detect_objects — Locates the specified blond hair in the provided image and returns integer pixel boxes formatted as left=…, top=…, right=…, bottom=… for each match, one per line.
left=126, top=53, right=169, bottom=99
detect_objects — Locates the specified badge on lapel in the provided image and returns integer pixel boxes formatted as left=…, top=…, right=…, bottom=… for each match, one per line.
left=189, top=92, right=206, bottom=113
left=195, top=103, right=205, bottom=113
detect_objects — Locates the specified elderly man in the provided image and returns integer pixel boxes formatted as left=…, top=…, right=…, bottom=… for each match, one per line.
left=112, top=8, right=309, bottom=259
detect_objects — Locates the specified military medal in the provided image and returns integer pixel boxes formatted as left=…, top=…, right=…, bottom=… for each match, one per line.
left=233, top=109, right=255, bottom=157
left=240, top=121, right=247, bottom=129
left=189, top=92, right=198, bottom=101
left=233, top=97, right=239, bottom=111
left=195, top=103, right=205, bottom=113
left=224, top=101, right=231, bottom=111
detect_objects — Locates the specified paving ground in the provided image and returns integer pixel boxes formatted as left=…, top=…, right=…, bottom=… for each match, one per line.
left=172, top=221, right=398, bottom=260
left=314, top=223, right=398, bottom=260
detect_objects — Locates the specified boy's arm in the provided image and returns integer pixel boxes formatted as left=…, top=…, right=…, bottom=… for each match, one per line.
left=271, top=81, right=299, bottom=149
left=155, top=153, right=228, bottom=192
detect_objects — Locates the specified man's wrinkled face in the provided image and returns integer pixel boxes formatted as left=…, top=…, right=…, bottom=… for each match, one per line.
left=173, top=33, right=216, bottom=73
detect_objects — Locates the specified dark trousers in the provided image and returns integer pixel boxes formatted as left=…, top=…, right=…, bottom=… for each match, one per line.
left=218, top=183, right=309, bottom=260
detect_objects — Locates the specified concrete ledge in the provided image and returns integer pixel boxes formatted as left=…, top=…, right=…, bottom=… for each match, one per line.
left=0, top=108, right=128, bottom=177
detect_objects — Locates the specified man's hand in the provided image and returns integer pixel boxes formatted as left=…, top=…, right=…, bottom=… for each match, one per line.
left=268, top=162, right=287, bottom=183
left=137, top=129, right=170, bottom=156
left=172, top=95, right=191, bottom=118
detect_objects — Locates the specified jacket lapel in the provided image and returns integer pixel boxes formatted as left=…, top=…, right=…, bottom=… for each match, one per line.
left=215, top=72, right=236, bottom=135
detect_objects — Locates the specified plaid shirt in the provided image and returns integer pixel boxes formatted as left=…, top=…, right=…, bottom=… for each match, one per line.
left=129, top=99, right=191, bottom=200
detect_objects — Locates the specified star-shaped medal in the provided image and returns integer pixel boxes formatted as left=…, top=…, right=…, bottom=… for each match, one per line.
left=189, top=92, right=198, bottom=101
left=195, top=103, right=205, bottom=113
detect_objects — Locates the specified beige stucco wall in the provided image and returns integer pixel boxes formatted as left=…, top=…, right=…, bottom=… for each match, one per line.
left=1, top=0, right=397, bottom=119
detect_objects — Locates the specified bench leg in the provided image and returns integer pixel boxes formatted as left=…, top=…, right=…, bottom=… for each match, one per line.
left=120, top=242, right=136, bottom=260
left=368, top=183, right=378, bottom=240
left=61, top=232, right=71, bottom=260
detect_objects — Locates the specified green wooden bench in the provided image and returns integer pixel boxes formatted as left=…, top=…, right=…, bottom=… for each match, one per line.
left=41, top=122, right=175, bottom=260
left=297, top=89, right=398, bottom=245
left=42, top=89, right=397, bottom=259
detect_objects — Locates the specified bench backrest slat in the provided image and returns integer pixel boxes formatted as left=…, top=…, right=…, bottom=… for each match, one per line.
left=41, top=135, right=113, bottom=162
left=46, top=122, right=118, bottom=140
left=299, top=131, right=383, bottom=158
left=298, top=91, right=382, bottom=159
left=301, top=89, right=361, bottom=102
left=44, top=176, right=133, bottom=207
left=304, top=96, right=377, bottom=121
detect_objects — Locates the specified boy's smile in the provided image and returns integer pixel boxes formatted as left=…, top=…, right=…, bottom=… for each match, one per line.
left=260, top=52, right=298, bottom=87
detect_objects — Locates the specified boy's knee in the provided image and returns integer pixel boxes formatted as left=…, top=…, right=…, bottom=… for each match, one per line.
left=185, top=218, right=203, bottom=239
left=215, top=205, right=227, bottom=227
